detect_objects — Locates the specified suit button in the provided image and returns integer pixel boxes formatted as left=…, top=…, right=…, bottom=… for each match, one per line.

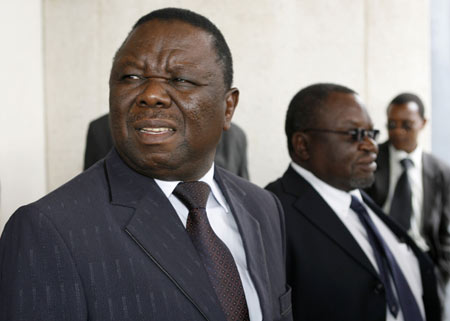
left=374, top=282, right=384, bottom=294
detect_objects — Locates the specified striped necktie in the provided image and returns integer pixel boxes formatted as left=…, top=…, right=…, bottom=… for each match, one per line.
left=174, top=181, right=250, bottom=321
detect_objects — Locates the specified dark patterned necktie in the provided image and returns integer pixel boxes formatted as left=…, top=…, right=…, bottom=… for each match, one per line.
left=173, top=181, right=250, bottom=321
left=390, top=158, right=414, bottom=230
left=350, top=196, right=424, bottom=321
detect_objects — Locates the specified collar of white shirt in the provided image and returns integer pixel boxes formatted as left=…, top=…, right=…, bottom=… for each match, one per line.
left=290, top=161, right=363, bottom=219
left=389, top=144, right=422, bottom=169
left=153, top=163, right=229, bottom=214
left=154, top=163, right=263, bottom=321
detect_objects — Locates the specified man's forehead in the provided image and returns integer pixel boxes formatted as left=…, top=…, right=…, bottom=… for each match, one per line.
left=388, top=101, right=420, bottom=116
left=322, top=92, right=362, bottom=113
left=326, top=91, right=359, bottom=103
left=320, top=93, right=371, bottom=123
left=116, top=20, right=215, bottom=59
left=131, top=19, right=211, bottom=42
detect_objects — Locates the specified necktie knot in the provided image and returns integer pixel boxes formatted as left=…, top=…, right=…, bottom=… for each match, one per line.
left=173, top=181, right=211, bottom=210
left=400, top=158, right=413, bottom=170
left=350, top=195, right=366, bottom=216
left=174, top=180, right=250, bottom=321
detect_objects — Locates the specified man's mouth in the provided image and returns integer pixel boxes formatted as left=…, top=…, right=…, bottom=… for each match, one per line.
left=132, top=119, right=178, bottom=145
left=359, top=162, right=377, bottom=171
left=139, top=127, right=175, bottom=134
left=356, top=154, right=377, bottom=172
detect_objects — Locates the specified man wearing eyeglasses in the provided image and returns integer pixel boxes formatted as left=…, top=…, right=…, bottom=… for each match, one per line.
left=266, top=83, right=441, bottom=321
left=365, top=93, right=450, bottom=306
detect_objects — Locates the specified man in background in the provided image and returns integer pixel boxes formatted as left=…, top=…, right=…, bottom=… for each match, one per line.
left=365, top=93, right=450, bottom=303
left=0, top=8, right=291, bottom=321
left=267, top=83, right=440, bottom=321
left=84, top=114, right=249, bottom=179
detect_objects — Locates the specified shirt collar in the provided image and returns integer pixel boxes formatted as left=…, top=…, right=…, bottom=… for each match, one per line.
left=389, top=144, right=422, bottom=168
left=290, top=162, right=362, bottom=218
left=153, top=163, right=229, bottom=213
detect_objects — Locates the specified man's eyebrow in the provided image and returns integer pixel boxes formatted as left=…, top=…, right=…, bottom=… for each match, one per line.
left=168, top=64, right=216, bottom=78
left=341, top=119, right=374, bottom=128
left=115, top=58, right=142, bottom=68
left=168, top=63, right=199, bottom=71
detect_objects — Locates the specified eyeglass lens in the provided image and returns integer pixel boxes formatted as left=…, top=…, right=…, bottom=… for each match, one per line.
left=351, top=129, right=379, bottom=141
left=387, top=120, right=413, bottom=130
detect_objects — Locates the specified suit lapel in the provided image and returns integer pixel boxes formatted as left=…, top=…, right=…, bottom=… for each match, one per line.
left=106, top=150, right=226, bottom=321
left=362, top=192, right=441, bottom=321
left=422, top=153, right=438, bottom=226
left=282, top=167, right=378, bottom=278
left=362, top=191, right=435, bottom=268
left=374, top=142, right=391, bottom=205
left=214, top=168, right=273, bottom=319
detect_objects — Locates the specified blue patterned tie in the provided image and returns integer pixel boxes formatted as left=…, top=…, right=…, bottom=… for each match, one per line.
left=350, top=195, right=424, bottom=321
left=174, top=181, right=250, bottom=321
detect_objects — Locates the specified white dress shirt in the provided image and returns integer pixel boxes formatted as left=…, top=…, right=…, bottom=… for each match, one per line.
left=291, top=162, right=425, bottom=321
left=383, top=145, right=428, bottom=251
left=154, top=164, right=262, bottom=321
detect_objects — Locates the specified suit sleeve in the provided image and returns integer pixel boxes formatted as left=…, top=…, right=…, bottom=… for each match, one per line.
left=268, top=192, right=293, bottom=320
left=0, top=206, right=87, bottom=321
left=84, top=122, right=102, bottom=170
left=438, top=169, right=450, bottom=283
left=238, top=133, right=249, bottom=180
left=270, top=192, right=287, bottom=266
left=84, top=115, right=113, bottom=170
left=84, top=122, right=97, bottom=170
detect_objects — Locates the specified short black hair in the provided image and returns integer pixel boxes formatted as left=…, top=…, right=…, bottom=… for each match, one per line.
left=285, top=83, right=356, bottom=155
left=388, top=93, right=425, bottom=119
left=116, top=8, right=233, bottom=89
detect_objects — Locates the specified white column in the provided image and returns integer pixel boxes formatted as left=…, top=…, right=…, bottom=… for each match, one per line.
left=0, top=0, right=47, bottom=232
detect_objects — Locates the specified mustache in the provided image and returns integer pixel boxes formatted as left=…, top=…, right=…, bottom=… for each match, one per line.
left=356, top=151, right=377, bottom=163
left=126, top=110, right=179, bottom=123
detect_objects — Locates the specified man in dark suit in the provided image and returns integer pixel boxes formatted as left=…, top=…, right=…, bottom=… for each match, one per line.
left=266, top=83, right=440, bottom=321
left=84, top=114, right=249, bottom=179
left=365, top=93, right=450, bottom=303
left=0, top=8, right=292, bottom=321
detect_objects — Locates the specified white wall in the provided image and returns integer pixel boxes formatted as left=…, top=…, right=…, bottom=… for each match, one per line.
left=431, top=0, right=450, bottom=160
left=0, top=1, right=46, bottom=231
left=430, top=1, right=450, bottom=319
left=43, top=0, right=432, bottom=192
left=0, top=0, right=432, bottom=231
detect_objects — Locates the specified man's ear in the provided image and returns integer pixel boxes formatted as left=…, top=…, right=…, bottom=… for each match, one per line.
left=223, top=88, right=239, bottom=131
left=292, top=132, right=310, bottom=161
left=419, top=117, right=427, bottom=130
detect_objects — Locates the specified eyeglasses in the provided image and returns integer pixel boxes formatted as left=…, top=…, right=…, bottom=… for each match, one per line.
left=387, top=120, right=414, bottom=131
left=302, top=128, right=380, bottom=142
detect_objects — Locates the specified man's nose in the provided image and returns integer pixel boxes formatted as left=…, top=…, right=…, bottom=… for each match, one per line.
left=360, top=135, right=378, bottom=153
left=136, top=79, right=171, bottom=108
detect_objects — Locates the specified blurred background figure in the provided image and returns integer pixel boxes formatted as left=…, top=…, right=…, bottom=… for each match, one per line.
left=365, top=93, right=450, bottom=307
left=84, top=113, right=249, bottom=179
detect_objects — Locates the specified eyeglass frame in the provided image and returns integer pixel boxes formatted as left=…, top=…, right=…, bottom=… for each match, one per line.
left=386, top=120, right=416, bottom=131
left=301, top=128, right=380, bottom=142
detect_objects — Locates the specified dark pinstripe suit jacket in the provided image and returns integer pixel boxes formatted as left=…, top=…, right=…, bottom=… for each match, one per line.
left=0, top=149, right=292, bottom=321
